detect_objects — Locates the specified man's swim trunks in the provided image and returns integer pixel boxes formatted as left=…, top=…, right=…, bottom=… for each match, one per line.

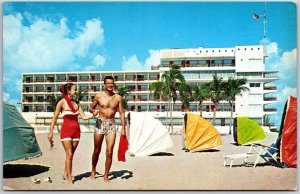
left=95, top=118, right=117, bottom=135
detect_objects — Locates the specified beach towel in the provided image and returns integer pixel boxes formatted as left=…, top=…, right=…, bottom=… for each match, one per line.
left=118, top=134, right=129, bottom=162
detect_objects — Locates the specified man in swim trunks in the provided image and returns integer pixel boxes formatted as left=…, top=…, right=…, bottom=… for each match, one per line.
left=89, top=75, right=126, bottom=182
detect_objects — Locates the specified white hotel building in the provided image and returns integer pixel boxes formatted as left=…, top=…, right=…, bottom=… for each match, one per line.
left=21, top=45, right=278, bottom=132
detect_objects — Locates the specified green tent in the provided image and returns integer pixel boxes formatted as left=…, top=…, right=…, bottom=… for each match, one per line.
left=3, top=102, right=42, bottom=162
left=233, top=117, right=266, bottom=145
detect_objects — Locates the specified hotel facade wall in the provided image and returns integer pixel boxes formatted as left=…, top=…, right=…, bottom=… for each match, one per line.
left=21, top=45, right=278, bottom=127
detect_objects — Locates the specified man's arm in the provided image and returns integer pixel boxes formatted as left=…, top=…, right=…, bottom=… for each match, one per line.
left=118, top=95, right=126, bottom=136
left=89, top=93, right=100, bottom=116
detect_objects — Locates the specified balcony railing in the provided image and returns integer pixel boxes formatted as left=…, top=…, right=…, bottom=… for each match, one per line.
left=264, top=86, right=277, bottom=90
left=264, top=108, right=277, bottom=112
left=264, top=97, right=277, bottom=101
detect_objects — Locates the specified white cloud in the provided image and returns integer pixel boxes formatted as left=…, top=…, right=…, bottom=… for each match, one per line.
left=261, top=38, right=279, bottom=57
left=84, top=54, right=106, bottom=71
left=3, top=92, right=10, bottom=101
left=3, top=12, right=106, bottom=107
left=4, top=14, right=105, bottom=71
left=74, top=18, right=104, bottom=57
left=281, top=48, right=297, bottom=69
left=144, top=50, right=160, bottom=69
left=23, top=11, right=34, bottom=23
left=122, top=55, right=143, bottom=70
left=122, top=50, right=160, bottom=70
left=277, top=86, right=297, bottom=103
left=93, top=55, right=105, bottom=66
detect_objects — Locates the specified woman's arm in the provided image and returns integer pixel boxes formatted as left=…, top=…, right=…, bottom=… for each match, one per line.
left=48, top=100, right=63, bottom=143
left=79, top=106, right=94, bottom=120
left=89, top=93, right=100, bottom=116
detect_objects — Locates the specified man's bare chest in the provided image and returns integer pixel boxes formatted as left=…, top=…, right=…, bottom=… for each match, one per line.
left=98, top=95, right=118, bottom=108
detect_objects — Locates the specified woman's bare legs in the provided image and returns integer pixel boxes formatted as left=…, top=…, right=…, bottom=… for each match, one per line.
left=61, top=140, right=79, bottom=184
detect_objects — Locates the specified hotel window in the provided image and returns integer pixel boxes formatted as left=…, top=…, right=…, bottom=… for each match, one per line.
left=138, top=85, right=147, bottom=91
left=126, top=85, right=136, bottom=91
left=138, top=105, right=147, bottom=112
left=189, top=105, right=197, bottom=112
left=223, top=59, right=234, bottom=66
left=79, top=75, right=89, bottom=82
left=114, top=75, right=124, bottom=81
left=190, top=60, right=197, bottom=64
left=68, top=76, right=77, bottom=82
left=149, top=105, right=157, bottom=111
left=249, top=104, right=262, bottom=110
left=57, top=75, right=66, bottom=82
left=125, top=74, right=135, bottom=81
left=174, top=60, right=182, bottom=65
left=149, top=73, right=159, bottom=80
left=215, top=119, right=221, bottom=126
left=161, top=61, right=170, bottom=65
left=249, top=94, right=262, bottom=101
left=173, top=105, right=181, bottom=111
left=127, top=95, right=135, bottom=101
left=137, top=74, right=146, bottom=81
left=199, top=60, right=207, bottom=67
left=250, top=118, right=262, bottom=125
left=139, top=95, right=148, bottom=101
left=211, top=59, right=222, bottom=66
left=250, top=83, right=261, bottom=87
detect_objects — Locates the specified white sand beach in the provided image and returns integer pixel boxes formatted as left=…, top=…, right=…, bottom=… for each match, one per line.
left=2, top=132, right=297, bottom=190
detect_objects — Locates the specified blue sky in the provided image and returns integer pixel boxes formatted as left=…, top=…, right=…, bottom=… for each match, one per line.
left=2, top=1, right=297, bottom=128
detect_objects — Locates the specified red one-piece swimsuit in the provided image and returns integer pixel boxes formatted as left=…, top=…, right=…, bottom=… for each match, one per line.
left=60, top=101, right=80, bottom=141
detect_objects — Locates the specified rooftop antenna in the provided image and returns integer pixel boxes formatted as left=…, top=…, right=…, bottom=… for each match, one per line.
left=253, top=0, right=267, bottom=40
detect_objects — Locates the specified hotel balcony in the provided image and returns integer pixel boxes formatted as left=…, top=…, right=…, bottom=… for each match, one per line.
left=263, top=86, right=277, bottom=90
left=263, top=97, right=277, bottom=101
left=263, top=108, right=277, bottom=112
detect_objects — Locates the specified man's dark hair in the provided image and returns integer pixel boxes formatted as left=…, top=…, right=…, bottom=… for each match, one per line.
left=104, top=75, right=114, bottom=84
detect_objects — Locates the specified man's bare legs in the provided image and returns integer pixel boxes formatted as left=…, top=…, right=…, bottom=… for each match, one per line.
left=103, top=132, right=116, bottom=182
left=62, top=140, right=79, bottom=184
left=90, top=132, right=104, bottom=179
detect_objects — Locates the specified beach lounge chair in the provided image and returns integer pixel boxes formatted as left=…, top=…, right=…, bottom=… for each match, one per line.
left=224, top=96, right=297, bottom=168
left=223, top=117, right=267, bottom=168
left=252, top=142, right=280, bottom=167
left=223, top=143, right=263, bottom=168
left=223, top=142, right=280, bottom=168
left=254, top=96, right=297, bottom=168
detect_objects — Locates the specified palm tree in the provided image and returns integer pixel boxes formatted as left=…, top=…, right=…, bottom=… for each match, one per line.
left=207, top=74, right=225, bottom=126
left=76, top=90, right=87, bottom=102
left=179, top=83, right=192, bottom=112
left=149, top=65, right=186, bottom=134
left=49, top=94, right=62, bottom=112
left=192, top=83, right=210, bottom=117
left=224, top=77, right=249, bottom=134
left=117, top=86, right=129, bottom=110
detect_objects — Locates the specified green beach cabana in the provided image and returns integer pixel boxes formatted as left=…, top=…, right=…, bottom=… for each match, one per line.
left=3, top=102, right=42, bottom=162
left=233, top=117, right=266, bottom=145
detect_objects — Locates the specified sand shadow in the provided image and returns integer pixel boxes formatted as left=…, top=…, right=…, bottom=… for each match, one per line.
left=149, top=152, right=174, bottom=156
left=73, top=172, right=102, bottom=182
left=3, top=164, right=50, bottom=178
left=109, top=170, right=133, bottom=180
left=191, top=149, right=220, bottom=153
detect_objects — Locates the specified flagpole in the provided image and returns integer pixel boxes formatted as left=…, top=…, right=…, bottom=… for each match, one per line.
left=263, top=0, right=267, bottom=39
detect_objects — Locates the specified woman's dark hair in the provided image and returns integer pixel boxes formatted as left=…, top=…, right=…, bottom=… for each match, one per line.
left=104, top=75, right=114, bottom=84
left=60, top=83, right=75, bottom=95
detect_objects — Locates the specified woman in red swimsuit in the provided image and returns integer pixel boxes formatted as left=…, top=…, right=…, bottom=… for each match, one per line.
left=48, top=83, right=94, bottom=184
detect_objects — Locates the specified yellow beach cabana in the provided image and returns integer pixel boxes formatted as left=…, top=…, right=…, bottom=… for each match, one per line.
left=184, top=113, right=222, bottom=152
